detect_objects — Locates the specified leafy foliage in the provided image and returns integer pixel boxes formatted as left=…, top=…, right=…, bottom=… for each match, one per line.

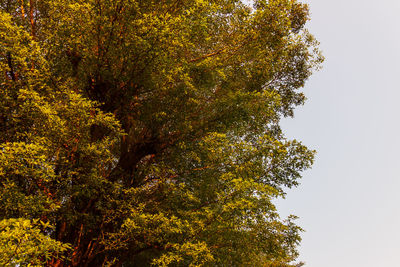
left=0, top=0, right=322, bottom=266
left=0, top=218, right=70, bottom=266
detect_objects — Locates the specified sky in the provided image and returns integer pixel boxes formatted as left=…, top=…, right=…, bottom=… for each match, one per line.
left=276, top=0, right=400, bottom=266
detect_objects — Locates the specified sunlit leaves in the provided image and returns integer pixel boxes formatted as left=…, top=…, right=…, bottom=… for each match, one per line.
left=0, top=218, right=70, bottom=266
left=0, top=0, right=321, bottom=265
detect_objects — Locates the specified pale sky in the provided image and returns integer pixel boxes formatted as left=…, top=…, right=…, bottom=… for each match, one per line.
left=277, top=0, right=400, bottom=266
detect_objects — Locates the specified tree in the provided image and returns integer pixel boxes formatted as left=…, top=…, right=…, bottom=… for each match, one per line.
left=0, top=0, right=323, bottom=266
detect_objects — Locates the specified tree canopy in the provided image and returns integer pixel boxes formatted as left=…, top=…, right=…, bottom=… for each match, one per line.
left=0, top=0, right=322, bottom=266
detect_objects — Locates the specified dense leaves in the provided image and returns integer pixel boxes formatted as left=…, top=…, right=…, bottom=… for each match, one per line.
left=0, top=0, right=322, bottom=266
left=0, top=218, right=70, bottom=266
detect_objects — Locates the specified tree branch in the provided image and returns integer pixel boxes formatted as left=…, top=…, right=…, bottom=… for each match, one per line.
left=189, top=48, right=225, bottom=63
left=6, top=52, right=16, bottom=81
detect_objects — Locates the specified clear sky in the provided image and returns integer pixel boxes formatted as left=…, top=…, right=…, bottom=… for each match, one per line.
left=276, top=0, right=400, bottom=266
